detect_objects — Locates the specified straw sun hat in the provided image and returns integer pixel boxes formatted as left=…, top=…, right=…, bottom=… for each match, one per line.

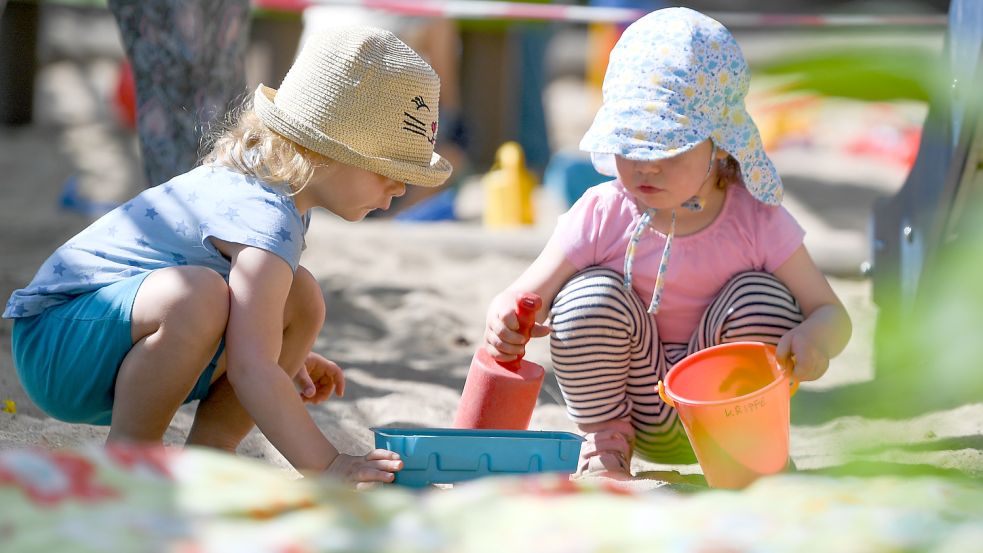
left=254, top=26, right=452, bottom=187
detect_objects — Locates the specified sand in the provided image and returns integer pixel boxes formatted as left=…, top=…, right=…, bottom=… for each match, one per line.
left=1, top=12, right=979, bottom=484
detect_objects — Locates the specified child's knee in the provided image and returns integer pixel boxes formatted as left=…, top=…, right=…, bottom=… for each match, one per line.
left=167, top=267, right=229, bottom=331
left=723, top=271, right=791, bottom=295
left=286, top=265, right=325, bottom=327
left=563, top=267, right=625, bottom=292
left=719, top=271, right=801, bottom=314
left=553, top=267, right=644, bottom=333
left=134, top=266, right=230, bottom=340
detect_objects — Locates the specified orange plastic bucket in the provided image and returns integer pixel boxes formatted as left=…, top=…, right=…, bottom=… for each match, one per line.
left=657, top=342, right=798, bottom=489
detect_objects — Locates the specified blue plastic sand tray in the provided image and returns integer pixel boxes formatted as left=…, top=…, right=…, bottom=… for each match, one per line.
left=372, top=427, right=585, bottom=488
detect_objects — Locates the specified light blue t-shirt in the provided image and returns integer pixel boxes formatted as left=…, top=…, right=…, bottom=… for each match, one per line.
left=4, top=165, right=310, bottom=319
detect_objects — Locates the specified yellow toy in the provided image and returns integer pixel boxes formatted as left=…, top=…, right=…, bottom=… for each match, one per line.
left=483, top=141, right=537, bottom=228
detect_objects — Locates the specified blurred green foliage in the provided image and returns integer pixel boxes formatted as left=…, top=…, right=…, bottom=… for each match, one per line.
left=766, top=44, right=983, bottom=414
left=758, top=42, right=981, bottom=479
left=754, top=46, right=947, bottom=103
left=878, top=203, right=983, bottom=412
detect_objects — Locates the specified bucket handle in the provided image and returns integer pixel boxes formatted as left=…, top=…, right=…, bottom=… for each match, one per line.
left=657, top=380, right=675, bottom=408
left=780, top=355, right=800, bottom=397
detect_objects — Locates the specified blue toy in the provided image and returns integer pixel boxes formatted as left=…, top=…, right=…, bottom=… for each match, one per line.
left=543, top=151, right=610, bottom=208
left=394, top=188, right=457, bottom=222
left=372, top=427, right=584, bottom=488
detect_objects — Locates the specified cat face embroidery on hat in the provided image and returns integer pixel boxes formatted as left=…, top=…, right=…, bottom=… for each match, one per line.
left=402, top=94, right=438, bottom=145
left=579, top=7, right=783, bottom=205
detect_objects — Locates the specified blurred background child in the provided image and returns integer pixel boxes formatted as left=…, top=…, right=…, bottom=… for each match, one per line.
left=108, top=0, right=252, bottom=188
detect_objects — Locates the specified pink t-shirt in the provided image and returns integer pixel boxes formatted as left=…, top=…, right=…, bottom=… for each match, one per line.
left=553, top=179, right=805, bottom=344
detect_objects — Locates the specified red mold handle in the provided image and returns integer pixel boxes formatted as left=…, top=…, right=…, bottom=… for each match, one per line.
left=501, top=292, right=542, bottom=372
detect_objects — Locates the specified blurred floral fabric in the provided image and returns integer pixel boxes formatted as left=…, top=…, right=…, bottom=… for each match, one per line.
left=2, top=444, right=981, bottom=552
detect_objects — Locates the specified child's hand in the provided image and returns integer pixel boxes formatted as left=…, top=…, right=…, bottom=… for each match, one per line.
left=324, top=449, right=403, bottom=489
left=484, top=293, right=550, bottom=362
left=776, top=328, right=829, bottom=382
left=294, top=352, right=345, bottom=404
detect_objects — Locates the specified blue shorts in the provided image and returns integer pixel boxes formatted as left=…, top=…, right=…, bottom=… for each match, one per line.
left=11, top=272, right=222, bottom=426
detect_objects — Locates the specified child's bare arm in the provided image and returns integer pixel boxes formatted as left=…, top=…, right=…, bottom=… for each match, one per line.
left=220, top=243, right=400, bottom=480
left=773, top=245, right=852, bottom=381
left=484, top=235, right=579, bottom=361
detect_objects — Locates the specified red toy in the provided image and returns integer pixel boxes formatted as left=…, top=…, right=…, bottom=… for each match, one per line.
left=454, top=293, right=545, bottom=430
left=113, top=60, right=137, bottom=130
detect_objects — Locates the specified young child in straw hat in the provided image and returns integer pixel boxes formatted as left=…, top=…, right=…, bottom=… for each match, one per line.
left=482, top=8, right=851, bottom=478
left=4, top=27, right=451, bottom=485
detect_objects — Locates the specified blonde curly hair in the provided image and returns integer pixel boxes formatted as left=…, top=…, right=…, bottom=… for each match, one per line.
left=201, top=98, right=329, bottom=194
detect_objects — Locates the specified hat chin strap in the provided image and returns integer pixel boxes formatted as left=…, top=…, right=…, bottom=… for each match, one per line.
left=623, top=207, right=675, bottom=314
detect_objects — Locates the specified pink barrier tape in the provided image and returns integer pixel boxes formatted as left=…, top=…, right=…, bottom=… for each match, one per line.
left=256, top=0, right=641, bottom=22
left=254, top=0, right=947, bottom=27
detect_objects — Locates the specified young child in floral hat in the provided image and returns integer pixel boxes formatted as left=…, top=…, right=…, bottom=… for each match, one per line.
left=5, top=27, right=451, bottom=486
left=482, top=7, right=851, bottom=478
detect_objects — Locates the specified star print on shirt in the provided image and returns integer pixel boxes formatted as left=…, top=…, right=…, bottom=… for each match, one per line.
left=222, top=207, right=239, bottom=220
left=186, top=191, right=199, bottom=203
left=52, top=263, right=66, bottom=276
left=145, top=208, right=159, bottom=220
left=276, top=228, right=292, bottom=242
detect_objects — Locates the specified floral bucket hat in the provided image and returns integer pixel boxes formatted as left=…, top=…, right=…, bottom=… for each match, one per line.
left=580, top=7, right=782, bottom=206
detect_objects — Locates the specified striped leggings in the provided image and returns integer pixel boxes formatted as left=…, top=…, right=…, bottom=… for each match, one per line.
left=550, top=267, right=804, bottom=463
